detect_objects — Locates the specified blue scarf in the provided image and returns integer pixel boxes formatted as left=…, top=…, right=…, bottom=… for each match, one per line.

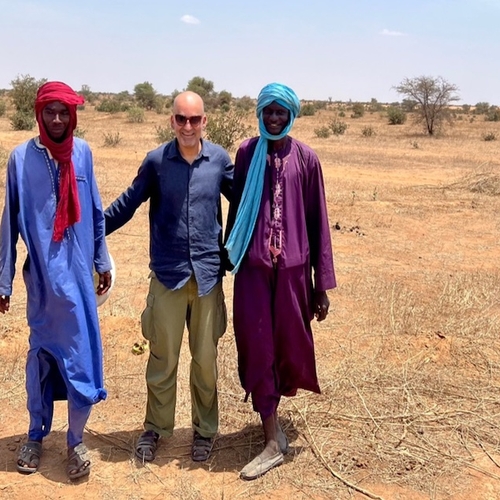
left=226, top=83, right=301, bottom=273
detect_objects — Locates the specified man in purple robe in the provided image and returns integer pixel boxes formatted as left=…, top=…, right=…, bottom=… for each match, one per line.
left=225, top=83, right=336, bottom=480
left=0, top=82, right=112, bottom=480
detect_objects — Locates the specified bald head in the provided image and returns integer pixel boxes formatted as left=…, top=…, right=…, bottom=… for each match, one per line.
left=170, top=91, right=207, bottom=158
left=173, top=91, right=205, bottom=116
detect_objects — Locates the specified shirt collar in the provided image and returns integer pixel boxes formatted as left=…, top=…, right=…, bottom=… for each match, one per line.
left=166, top=138, right=210, bottom=161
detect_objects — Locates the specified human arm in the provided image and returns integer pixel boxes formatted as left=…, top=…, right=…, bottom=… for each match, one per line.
left=0, top=152, right=20, bottom=304
left=104, top=154, right=155, bottom=235
left=220, top=151, right=234, bottom=203
left=302, top=145, right=336, bottom=316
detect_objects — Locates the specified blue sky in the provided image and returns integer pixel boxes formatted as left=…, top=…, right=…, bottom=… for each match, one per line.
left=0, top=0, right=498, bottom=104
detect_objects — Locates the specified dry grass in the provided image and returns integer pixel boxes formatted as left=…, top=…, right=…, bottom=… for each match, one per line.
left=0, top=107, right=500, bottom=499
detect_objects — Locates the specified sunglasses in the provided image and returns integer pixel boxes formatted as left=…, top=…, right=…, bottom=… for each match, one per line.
left=174, top=114, right=203, bottom=127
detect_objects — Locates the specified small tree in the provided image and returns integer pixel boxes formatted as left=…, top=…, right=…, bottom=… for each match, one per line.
left=134, top=81, right=157, bottom=110
left=10, top=74, right=47, bottom=113
left=186, top=76, right=215, bottom=99
left=394, top=76, right=459, bottom=135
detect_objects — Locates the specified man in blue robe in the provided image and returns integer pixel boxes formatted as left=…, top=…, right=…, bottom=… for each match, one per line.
left=0, top=81, right=112, bottom=479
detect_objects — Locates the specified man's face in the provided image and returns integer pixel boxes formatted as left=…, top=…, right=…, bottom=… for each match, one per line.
left=170, top=95, right=206, bottom=151
left=262, top=102, right=290, bottom=136
left=42, top=101, right=70, bottom=141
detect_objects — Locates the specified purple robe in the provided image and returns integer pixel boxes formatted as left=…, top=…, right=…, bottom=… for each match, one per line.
left=227, top=136, right=336, bottom=410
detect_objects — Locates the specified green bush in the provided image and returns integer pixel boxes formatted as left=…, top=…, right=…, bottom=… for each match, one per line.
left=96, top=99, right=123, bottom=113
left=314, top=126, right=331, bottom=138
left=102, top=132, right=122, bottom=147
left=328, top=119, right=348, bottom=135
left=155, top=125, right=175, bottom=144
left=350, top=103, right=365, bottom=118
left=0, top=101, right=6, bottom=117
left=482, top=132, right=497, bottom=141
left=127, top=107, right=145, bottom=123
left=387, top=106, right=407, bottom=125
left=10, top=111, right=35, bottom=131
left=485, top=107, right=500, bottom=122
left=205, top=109, right=252, bottom=151
left=298, top=104, right=316, bottom=117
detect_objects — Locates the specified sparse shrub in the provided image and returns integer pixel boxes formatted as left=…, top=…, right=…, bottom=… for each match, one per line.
left=10, top=111, right=35, bottom=131
left=102, top=132, right=122, bottom=147
left=485, top=106, right=500, bottom=122
left=74, top=127, right=86, bottom=139
left=96, top=99, right=122, bottom=114
left=0, top=101, right=6, bottom=117
left=155, top=125, right=175, bottom=144
left=482, top=132, right=497, bottom=141
left=361, top=126, right=375, bottom=137
left=205, top=109, right=252, bottom=151
left=314, top=126, right=331, bottom=138
left=461, top=104, right=471, bottom=114
left=387, top=106, right=407, bottom=125
left=127, top=107, right=145, bottom=123
left=338, top=110, right=346, bottom=117
left=298, top=104, right=316, bottom=117
left=411, top=141, right=420, bottom=149
left=328, top=119, right=348, bottom=135
left=350, top=103, right=365, bottom=118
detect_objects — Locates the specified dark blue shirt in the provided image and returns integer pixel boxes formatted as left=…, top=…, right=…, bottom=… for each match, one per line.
left=105, top=139, right=233, bottom=296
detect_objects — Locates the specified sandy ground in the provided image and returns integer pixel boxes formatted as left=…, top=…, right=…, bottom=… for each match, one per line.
left=1, top=105, right=500, bottom=499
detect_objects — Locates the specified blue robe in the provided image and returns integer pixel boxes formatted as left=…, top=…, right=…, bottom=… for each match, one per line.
left=0, top=138, right=110, bottom=426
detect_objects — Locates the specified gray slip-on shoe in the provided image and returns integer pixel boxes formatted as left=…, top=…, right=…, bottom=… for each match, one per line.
left=240, top=451, right=284, bottom=480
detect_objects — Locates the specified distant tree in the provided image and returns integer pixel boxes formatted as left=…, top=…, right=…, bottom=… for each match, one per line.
left=79, top=84, right=96, bottom=104
left=350, top=102, right=365, bottom=118
left=10, top=74, right=46, bottom=114
left=401, top=98, right=418, bottom=112
left=216, top=90, right=232, bottom=110
left=394, top=76, right=459, bottom=135
left=485, top=106, right=500, bottom=122
left=185, top=76, right=215, bottom=99
left=474, top=102, right=490, bottom=115
left=369, top=98, right=383, bottom=112
left=461, top=104, right=471, bottom=114
left=134, top=81, right=157, bottom=110
left=235, top=95, right=254, bottom=112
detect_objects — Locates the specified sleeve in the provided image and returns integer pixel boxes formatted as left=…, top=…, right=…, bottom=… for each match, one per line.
left=104, top=154, right=155, bottom=235
left=224, top=144, right=248, bottom=243
left=87, top=147, right=112, bottom=273
left=303, top=146, right=336, bottom=292
left=220, top=150, right=234, bottom=203
left=0, top=153, right=20, bottom=296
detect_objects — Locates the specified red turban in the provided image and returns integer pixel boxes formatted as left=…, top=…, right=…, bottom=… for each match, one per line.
left=35, top=82, right=85, bottom=242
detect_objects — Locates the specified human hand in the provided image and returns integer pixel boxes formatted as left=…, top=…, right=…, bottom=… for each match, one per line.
left=97, top=271, right=112, bottom=296
left=0, top=295, right=10, bottom=314
left=313, top=290, right=330, bottom=322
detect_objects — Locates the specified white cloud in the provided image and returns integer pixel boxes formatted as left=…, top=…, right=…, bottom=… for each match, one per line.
left=181, top=14, right=200, bottom=25
left=380, top=29, right=406, bottom=37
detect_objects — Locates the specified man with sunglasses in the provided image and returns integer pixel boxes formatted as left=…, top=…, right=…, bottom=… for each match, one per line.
left=105, top=91, right=233, bottom=462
